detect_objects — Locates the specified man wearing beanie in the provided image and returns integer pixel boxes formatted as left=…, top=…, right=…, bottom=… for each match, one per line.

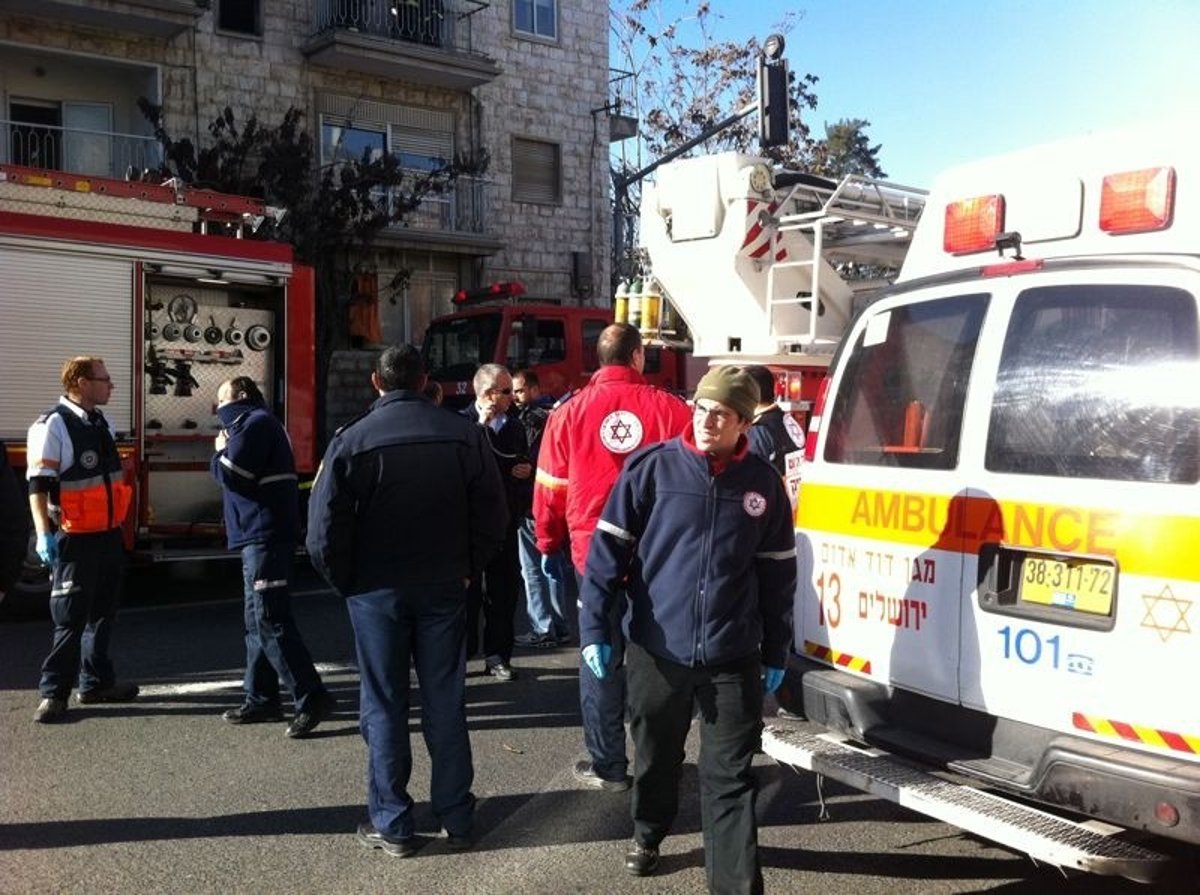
left=578, top=365, right=796, bottom=893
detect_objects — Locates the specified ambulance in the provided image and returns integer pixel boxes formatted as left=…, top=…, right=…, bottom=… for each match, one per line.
left=765, top=122, right=1200, bottom=882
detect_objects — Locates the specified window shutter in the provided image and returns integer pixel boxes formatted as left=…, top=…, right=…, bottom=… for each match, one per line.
left=512, top=138, right=560, bottom=204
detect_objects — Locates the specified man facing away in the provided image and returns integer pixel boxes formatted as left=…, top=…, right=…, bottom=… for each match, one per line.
left=743, top=365, right=805, bottom=505
left=580, top=366, right=797, bottom=893
left=211, top=375, right=335, bottom=738
left=461, top=363, right=529, bottom=681
left=511, top=369, right=572, bottom=647
left=307, top=344, right=507, bottom=857
left=533, top=323, right=691, bottom=791
left=26, top=356, right=138, bottom=723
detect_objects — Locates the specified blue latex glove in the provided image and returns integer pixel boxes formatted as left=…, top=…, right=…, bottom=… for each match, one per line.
left=582, top=643, right=612, bottom=680
left=36, top=533, right=58, bottom=566
left=763, top=666, right=785, bottom=695
left=540, top=552, right=566, bottom=583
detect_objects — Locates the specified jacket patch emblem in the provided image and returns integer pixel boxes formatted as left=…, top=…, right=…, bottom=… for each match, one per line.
left=783, top=414, right=805, bottom=446
left=743, top=491, right=767, bottom=517
left=79, top=449, right=100, bottom=471
left=599, top=410, right=644, bottom=454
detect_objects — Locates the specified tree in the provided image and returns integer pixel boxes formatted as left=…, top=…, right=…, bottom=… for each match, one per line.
left=809, top=118, right=886, bottom=179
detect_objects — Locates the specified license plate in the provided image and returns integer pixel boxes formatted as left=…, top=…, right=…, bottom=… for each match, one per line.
left=1019, top=556, right=1115, bottom=615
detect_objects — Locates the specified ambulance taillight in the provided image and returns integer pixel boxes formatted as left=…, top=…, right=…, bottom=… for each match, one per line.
left=943, top=194, right=1004, bottom=255
left=804, top=377, right=830, bottom=462
left=1099, top=167, right=1175, bottom=234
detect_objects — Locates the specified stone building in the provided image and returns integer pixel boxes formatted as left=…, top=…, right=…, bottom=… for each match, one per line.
left=0, top=0, right=612, bottom=415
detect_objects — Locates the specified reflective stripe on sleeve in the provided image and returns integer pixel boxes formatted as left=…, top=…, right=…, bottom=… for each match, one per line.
left=755, top=548, right=797, bottom=560
left=535, top=468, right=569, bottom=488
left=219, top=455, right=255, bottom=479
left=259, top=473, right=298, bottom=486
left=596, top=519, right=636, bottom=542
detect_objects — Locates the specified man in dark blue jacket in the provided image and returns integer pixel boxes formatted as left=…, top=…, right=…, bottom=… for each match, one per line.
left=307, top=345, right=507, bottom=857
left=211, top=376, right=334, bottom=739
left=579, top=366, right=797, bottom=893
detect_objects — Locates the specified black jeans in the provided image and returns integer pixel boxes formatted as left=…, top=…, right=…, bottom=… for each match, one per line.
left=466, top=522, right=520, bottom=664
left=626, top=641, right=764, bottom=895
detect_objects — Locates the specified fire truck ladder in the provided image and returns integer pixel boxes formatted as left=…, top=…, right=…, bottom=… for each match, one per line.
left=763, top=173, right=928, bottom=349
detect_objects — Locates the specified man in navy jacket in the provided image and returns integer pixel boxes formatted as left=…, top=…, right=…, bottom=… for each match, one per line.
left=307, top=345, right=507, bottom=857
left=579, top=366, right=796, bottom=893
left=212, top=376, right=334, bottom=739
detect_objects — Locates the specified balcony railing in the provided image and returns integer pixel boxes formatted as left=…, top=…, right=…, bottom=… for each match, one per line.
left=388, top=175, right=488, bottom=234
left=1, top=120, right=162, bottom=180
left=312, top=0, right=478, bottom=54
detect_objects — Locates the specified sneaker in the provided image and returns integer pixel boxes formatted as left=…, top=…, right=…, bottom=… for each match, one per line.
left=76, top=682, right=139, bottom=704
left=34, top=697, right=68, bottom=724
left=485, top=661, right=517, bottom=681
left=514, top=632, right=555, bottom=648
left=624, top=841, right=660, bottom=877
left=572, top=759, right=631, bottom=792
left=286, top=691, right=337, bottom=739
left=356, top=822, right=422, bottom=858
left=222, top=703, right=285, bottom=725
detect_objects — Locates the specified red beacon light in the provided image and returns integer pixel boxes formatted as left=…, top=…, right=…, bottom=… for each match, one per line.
left=453, top=281, right=527, bottom=305
left=944, top=194, right=1005, bottom=255
left=1099, top=166, right=1175, bottom=234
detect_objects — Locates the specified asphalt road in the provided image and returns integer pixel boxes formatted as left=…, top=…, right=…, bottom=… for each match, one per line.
left=0, top=569, right=1192, bottom=894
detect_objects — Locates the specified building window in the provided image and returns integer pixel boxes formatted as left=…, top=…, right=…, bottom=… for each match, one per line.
left=512, top=137, right=561, bottom=205
left=217, top=0, right=262, bottom=36
left=514, top=0, right=557, bottom=40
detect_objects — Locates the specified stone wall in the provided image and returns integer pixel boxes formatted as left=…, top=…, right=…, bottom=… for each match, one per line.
left=323, top=349, right=379, bottom=442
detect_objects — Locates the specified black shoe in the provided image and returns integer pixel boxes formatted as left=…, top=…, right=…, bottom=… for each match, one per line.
left=572, top=759, right=631, bottom=792
left=222, top=703, right=284, bottom=725
left=514, top=632, right=555, bottom=649
left=286, top=691, right=336, bottom=739
left=445, top=830, right=474, bottom=851
left=356, top=822, right=422, bottom=858
left=34, top=697, right=68, bottom=724
left=624, top=841, right=659, bottom=877
left=485, top=661, right=517, bottom=681
left=76, top=682, right=139, bottom=704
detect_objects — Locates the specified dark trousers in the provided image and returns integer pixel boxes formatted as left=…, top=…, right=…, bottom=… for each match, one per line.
left=466, top=522, right=520, bottom=664
left=40, top=528, right=125, bottom=699
left=579, top=585, right=628, bottom=781
left=626, top=642, right=764, bottom=895
left=240, top=541, right=324, bottom=712
left=347, top=580, right=475, bottom=840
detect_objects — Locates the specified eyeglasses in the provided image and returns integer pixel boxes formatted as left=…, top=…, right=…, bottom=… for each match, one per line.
left=693, top=402, right=736, bottom=424
left=483, top=387, right=513, bottom=397
left=84, top=375, right=113, bottom=383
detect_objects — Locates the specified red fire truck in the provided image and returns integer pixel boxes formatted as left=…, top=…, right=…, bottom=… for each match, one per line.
left=0, top=164, right=315, bottom=614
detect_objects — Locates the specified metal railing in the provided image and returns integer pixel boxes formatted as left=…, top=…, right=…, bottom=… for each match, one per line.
left=311, top=0, right=480, bottom=53
left=388, top=175, right=487, bottom=234
left=1, top=119, right=162, bottom=179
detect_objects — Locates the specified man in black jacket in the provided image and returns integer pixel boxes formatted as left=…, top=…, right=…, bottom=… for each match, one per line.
left=212, top=376, right=334, bottom=739
left=461, top=363, right=529, bottom=681
left=307, top=345, right=507, bottom=857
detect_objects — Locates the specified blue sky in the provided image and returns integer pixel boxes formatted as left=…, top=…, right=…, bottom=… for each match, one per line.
left=615, top=0, right=1200, bottom=187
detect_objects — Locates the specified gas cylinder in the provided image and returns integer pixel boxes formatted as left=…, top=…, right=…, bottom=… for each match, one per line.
left=613, top=279, right=629, bottom=324
left=640, top=277, right=662, bottom=339
left=628, top=277, right=643, bottom=330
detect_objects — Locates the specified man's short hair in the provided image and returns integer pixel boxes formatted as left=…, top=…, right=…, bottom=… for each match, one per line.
left=744, top=365, right=777, bottom=406
left=60, top=356, right=103, bottom=393
left=224, top=375, right=265, bottom=405
left=597, top=323, right=642, bottom=367
left=377, top=344, right=425, bottom=392
left=514, top=369, right=539, bottom=388
left=473, top=363, right=510, bottom=392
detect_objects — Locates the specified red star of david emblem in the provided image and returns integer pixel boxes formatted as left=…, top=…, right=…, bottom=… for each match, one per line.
left=609, top=419, right=633, bottom=444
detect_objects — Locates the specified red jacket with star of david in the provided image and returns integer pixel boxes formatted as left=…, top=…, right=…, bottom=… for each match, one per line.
left=533, top=365, right=690, bottom=573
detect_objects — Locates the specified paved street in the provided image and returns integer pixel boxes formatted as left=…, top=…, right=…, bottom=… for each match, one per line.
left=0, top=569, right=1189, bottom=894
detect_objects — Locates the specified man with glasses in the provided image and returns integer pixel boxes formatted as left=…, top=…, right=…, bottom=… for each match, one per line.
left=461, top=364, right=529, bottom=681
left=579, top=366, right=796, bottom=889
left=26, top=357, right=138, bottom=723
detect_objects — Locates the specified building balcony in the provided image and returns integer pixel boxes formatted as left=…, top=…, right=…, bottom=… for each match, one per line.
left=303, top=0, right=501, bottom=90
left=380, top=176, right=502, bottom=254
left=0, top=0, right=204, bottom=38
left=1, top=120, right=162, bottom=181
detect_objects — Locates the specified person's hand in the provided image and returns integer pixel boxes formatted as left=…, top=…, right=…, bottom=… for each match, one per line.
left=214, top=430, right=227, bottom=451
left=582, top=643, right=612, bottom=680
left=512, top=462, right=532, bottom=480
left=36, top=533, right=58, bottom=567
left=540, top=552, right=566, bottom=583
left=763, top=666, right=785, bottom=695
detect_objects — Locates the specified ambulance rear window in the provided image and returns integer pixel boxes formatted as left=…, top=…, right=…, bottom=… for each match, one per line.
left=986, top=285, right=1199, bottom=483
left=824, top=294, right=988, bottom=469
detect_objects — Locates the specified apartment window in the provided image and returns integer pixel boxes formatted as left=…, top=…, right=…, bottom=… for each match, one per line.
left=514, top=0, right=557, bottom=40
left=218, top=0, right=262, bottom=36
left=512, top=137, right=561, bottom=204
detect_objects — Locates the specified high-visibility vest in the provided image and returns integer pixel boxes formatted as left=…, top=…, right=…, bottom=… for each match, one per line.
left=48, top=406, right=132, bottom=533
